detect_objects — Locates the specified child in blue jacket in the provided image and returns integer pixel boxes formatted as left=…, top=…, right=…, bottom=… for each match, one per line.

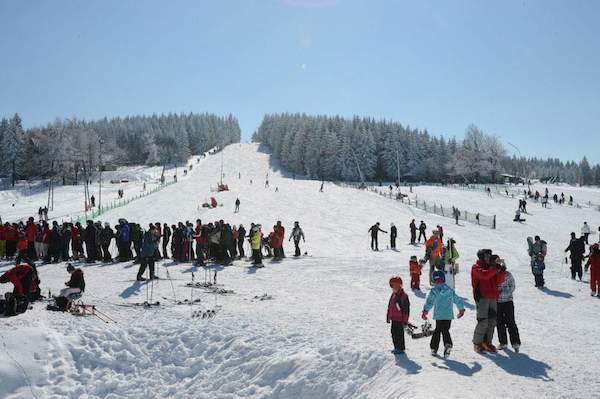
left=422, top=270, right=465, bottom=358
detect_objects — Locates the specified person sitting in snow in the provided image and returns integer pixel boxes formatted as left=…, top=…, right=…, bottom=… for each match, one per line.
left=422, top=270, right=465, bottom=358
left=386, top=276, right=410, bottom=354
left=60, top=263, right=85, bottom=299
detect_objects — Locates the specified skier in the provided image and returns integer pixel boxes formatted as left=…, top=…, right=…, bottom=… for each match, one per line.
left=368, top=222, right=387, bottom=251
left=581, top=222, right=591, bottom=244
left=471, top=248, right=500, bottom=353
left=386, top=276, right=410, bottom=354
left=409, top=256, right=422, bottom=290
left=136, top=225, right=160, bottom=281
left=84, top=220, right=97, bottom=263
left=422, top=270, right=465, bottom=358
left=390, top=223, right=397, bottom=249
left=276, top=221, right=286, bottom=258
left=452, top=207, right=460, bottom=225
left=250, top=225, right=263, bottom=266
left=289, top=221, right=305, bottom=257
left=237, top=224, right=246, bottom=259
left=495, top=257, right=521, bottom=352
left=586, top=244, right=600, bottom=296
left=417, top=221, right=427, bottom=243
left=90, top=195, right=95, bottom=207
left=528, top=236, right=547, bottom=288
left=565, top=232, right=585, bottom=280
left=409, top=219, right=417, bottom=245
left=162, top=223, right=171, bottom=259
left=59, top=264, right=85, bottom=299
left=235, top=198, right=240, bottom=213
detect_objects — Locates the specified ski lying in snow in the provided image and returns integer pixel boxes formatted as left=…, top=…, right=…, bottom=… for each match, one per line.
left=118, top=301, right=161, bottom=308
left=186, top=282, right=222, bottom=288
left=406, top=321, right=433, bottom=339
left=253, top=293, right=273, bottom=301
left=192, top=309, right=218, bottom=319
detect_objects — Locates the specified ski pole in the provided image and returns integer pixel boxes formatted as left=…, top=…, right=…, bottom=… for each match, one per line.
left=166, top=268, right=177, bottom=302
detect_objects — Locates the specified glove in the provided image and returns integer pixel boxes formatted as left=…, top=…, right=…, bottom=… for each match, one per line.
left=386, top=319, right=390, bottom=324
left=421, top=311, right=428, bottom=320
left=457, top=309, right=465, bottom=319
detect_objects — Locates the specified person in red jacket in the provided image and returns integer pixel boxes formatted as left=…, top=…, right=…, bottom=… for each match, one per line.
left=386, top=276, right=410, bottom=354
left=25, top=217, right=38, bottom=260
left=471, top=249, right=501, bottom=353
left=4, top=223, right=18, bottom=258
left=0, top=223, right=6, bottom=259
left=276, top=221, right=286, bottom=258
left=586, top=244, right=600, bottom=296
left=270, top=225, right=283, bottom=260
left=0, top=263, right=38, bottom=316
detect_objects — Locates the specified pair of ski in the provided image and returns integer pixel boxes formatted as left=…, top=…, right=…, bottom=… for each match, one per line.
left=117, top=301, right=160, bottom=308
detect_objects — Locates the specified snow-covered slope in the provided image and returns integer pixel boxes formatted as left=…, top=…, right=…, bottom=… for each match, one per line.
left=1, top=143, right=599, bottom=399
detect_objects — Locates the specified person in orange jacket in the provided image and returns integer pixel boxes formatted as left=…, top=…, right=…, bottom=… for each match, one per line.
left=425, top=230, right=443, bottom=285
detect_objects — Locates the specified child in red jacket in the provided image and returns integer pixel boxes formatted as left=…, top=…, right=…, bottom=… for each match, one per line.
left=409, top=256, right=422, bottom=290
left=387, top=276, right=410, bottom=354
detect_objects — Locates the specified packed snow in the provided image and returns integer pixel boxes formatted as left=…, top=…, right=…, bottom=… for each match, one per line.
left=1, top=143, right=599, bottom=399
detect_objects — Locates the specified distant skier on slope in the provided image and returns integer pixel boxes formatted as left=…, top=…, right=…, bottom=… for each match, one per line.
left=390, top=223, right=397, bottom=249
left=368, top=222, right=387, bottom=251
left=289, top=221, right=305, bottom=257
left=418, top=221, right=427, bottom=243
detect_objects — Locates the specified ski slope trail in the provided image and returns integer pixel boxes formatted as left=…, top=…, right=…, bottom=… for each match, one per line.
left=1, top=143, right=599, bottom=398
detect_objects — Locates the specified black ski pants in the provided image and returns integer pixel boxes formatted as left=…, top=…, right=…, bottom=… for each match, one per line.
left=371, top=235, right=379, bottom=251
left=390, top=235, right=396, bottom=249
left=252, top=249, right=262, bottom=264
left=571, top=258, right=583, bottom=280
left=102, top=244, right=112, bottom=262
left=497, top=301, right=521, bottom=346
left=137, top=257, right=155, bottom=279
left=390, top=321, right=405, bottom=351
left=410, top=231, right=416, bottom=244
left=162, top=239, right=170, bottom=258
left=293, top=239, right=301, bottom=256
left=430, top=320, right=452, bottom=351
left=534, top=273, right=544, bottom=287
left=418, top=230, right=426, bottom=243
left=238, top=240, right=245, bottom=258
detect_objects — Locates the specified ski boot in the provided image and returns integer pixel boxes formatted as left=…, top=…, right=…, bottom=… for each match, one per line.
left=473, top=344, right=484, bottom=353
left=482, top=342, right=497, bottom=353
left=431, top=349, right=437, bottom=356
left=497, top=343, right=507, bottom=350
left=443, top=344, right=452, bottom=358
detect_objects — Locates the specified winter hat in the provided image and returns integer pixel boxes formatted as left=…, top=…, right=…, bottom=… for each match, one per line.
left=477, top=249, right=492, bottom=260
left=410, top=255, right=418, bottom=262
left=66, top=264, right=75, bottom=272
left=432, top=271, right=445, bottom=283
left=389, top=276, right=403, bottom=287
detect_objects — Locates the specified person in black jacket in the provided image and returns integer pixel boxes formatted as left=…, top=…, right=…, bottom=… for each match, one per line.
left=100, top=223, right=114, bottom=262
left=162, top=223, right=172, bottom=259
left=390, top=223, right=397, bottom=249
left=418, top=221, right=427, bottom=243
left=565, top=232, right=586, bottom=280
left=220, top=223, right=234, bottom=265
left=368, top=222, right=387, bottom=251
left=84, top=220, right=97, bottom=263
left=409, top=219, right=417, bottom=245
left=237, top=224, right=246, bottom=259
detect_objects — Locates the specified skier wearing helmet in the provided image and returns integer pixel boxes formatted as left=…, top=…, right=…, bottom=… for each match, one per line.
left=386, top=276, right=410, bottom=354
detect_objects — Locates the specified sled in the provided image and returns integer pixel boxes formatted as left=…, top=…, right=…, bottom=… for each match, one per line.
left=406, top=321, right=433, bottom=339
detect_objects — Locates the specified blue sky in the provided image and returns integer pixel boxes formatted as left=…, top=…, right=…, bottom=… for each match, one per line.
left=1, top=0, right=599, bottom=163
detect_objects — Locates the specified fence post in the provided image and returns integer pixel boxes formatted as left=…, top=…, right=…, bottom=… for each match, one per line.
left=493, top=215, right=496, bottom=229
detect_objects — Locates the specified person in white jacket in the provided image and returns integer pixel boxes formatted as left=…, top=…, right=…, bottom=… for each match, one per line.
left=581, top=222, right=591, bottom=244
left=496, top=258, right=521, bottom=352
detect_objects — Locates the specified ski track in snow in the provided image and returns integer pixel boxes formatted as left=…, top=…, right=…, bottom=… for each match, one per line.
left=1, top=143, right=600, bottom=398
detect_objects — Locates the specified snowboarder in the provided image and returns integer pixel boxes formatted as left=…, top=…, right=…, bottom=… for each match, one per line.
left=289, top=221, right=305, bottom=257
left=528, top=236, right=547, bottom=288
left=586, top=244, right=600, bottom=296
left=442, top=238, right=459, bottom=290
left=495, top=258, right=521, bottom=352
left=471, top=248, right=500, bottom=353
left=565, top=232, right=585, bottom=280
left=422, top=270, right=465, bottom=357
left=581, top=222, right=591, bottom=244
left=368, top=222, right=387, bottom=251
left=235, top=198, right=240, bottom=213
left=387, top=276, right=410, bottom=354
left=417, top=221, right=427, bottom=243
left=390, top=223, right=397, bottom=249
left=409, top=219, right=417, bottom=245
left=409, top=255, right=422, bottom=290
